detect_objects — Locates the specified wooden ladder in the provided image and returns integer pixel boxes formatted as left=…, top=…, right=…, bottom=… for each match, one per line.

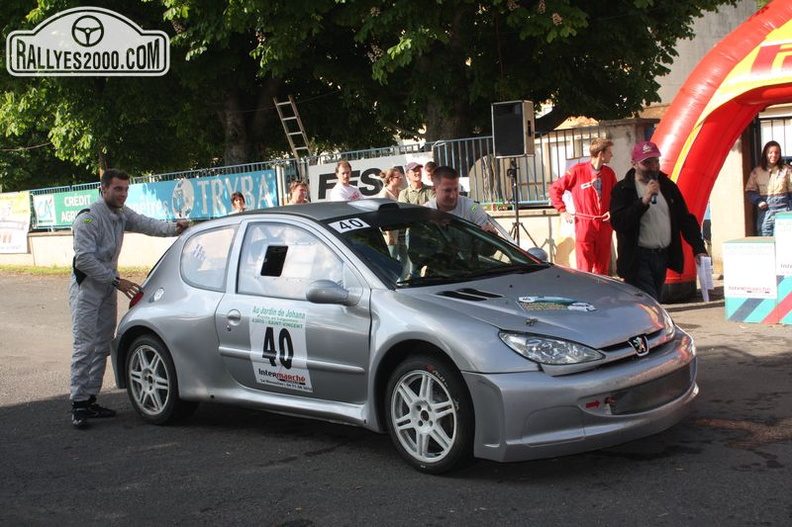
left=273, top=95, right=312, bottom=161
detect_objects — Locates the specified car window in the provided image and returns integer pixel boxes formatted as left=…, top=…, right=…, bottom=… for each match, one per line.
left=329, top=208, right=546, bottom=287
left=237, top=222, right=344, bottom=299
left=180, top=226, right=236, bottom=291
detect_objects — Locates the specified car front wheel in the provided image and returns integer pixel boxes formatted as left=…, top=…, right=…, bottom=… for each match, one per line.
left=126, top=334, right=197, bottom=425
left=385, top=354, right=474, bottom=474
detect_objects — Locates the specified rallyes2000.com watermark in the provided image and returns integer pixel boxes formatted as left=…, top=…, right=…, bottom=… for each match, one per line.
left=6, top=6, right=169, bottom=77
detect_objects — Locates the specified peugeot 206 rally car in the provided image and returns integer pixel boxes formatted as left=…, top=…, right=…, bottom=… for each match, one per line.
left=112, top=200, right=697, bottom=474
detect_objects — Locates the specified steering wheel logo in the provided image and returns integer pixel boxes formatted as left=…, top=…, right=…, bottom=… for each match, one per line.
left=71, top=16, right=104, bottom=47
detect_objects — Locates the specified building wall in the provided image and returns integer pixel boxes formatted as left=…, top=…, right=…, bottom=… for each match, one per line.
left=656, top=0, right=760, bottom=106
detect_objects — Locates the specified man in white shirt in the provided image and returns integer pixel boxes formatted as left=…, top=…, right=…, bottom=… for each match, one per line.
left=425, top=166, right=496, bottom=233
left=328, top=159, right=361, bottom=201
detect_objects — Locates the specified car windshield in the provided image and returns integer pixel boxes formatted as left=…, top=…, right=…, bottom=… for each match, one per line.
left=326, top=206, right=548, bottom=287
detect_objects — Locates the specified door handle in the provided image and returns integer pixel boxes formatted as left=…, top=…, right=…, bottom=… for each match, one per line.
left=226, top=309, right=241, bottom=330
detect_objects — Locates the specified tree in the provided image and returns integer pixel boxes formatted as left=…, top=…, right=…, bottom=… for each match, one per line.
left=0, top=0, right=740, bottom=190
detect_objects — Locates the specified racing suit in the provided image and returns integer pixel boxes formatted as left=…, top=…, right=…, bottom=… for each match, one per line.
left=549, top=162, right=617, bottom=274
left=69, top=199, right=179, bottom=403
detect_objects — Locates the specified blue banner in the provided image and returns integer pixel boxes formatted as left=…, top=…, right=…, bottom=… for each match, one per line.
left=33, top=170, right=279, bottom=227
left=126, top=169, right=278, bottom=220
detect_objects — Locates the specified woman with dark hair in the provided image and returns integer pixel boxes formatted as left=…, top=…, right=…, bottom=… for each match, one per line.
left=230, top=192, right=246, bottom=214
left=745, top=140, right=792, bottom=236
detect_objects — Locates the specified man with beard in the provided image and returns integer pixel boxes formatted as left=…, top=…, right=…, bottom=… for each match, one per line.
left=610, top=141, right=707, bottom=301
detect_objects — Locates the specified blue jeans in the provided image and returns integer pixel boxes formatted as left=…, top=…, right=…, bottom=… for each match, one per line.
left=626, top=248, right=669, bottom=301
left=757, top=207, right=782, bottom=237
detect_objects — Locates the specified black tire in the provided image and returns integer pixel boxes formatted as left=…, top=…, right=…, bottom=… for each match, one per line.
left=385, top=354, right=474, bottom=474
left=125, top=334, right=197, bottom=425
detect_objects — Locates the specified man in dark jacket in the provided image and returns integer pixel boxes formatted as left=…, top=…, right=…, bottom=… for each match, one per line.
left=610, top=141, right=708, bottom=300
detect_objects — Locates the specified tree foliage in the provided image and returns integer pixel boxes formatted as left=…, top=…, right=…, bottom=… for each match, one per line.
left=0, top=0, right=740, bottom=191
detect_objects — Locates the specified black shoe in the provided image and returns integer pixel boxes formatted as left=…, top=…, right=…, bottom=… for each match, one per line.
left=71, top=405, right=90, bottom=429
left=86, top=396, right=116, bottom=418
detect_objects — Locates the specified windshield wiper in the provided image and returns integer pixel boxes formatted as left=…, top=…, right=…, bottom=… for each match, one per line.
left=396, top=274, right=462, bottom=287
left=463, top=263, right=546, bottom=279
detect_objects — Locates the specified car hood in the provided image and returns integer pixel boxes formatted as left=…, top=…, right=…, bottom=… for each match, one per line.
left=402, top=266, right=664, bottom=348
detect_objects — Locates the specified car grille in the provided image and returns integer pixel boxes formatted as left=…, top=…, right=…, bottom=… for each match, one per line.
left=608, top=363, right=695, bottom=415
left=599, top=328, right=666, bottom=363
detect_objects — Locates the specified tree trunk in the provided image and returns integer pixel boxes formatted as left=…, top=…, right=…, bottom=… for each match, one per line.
left=218, top=89, right=251, bottom=165
left=424, top=97, right=471, bottom=142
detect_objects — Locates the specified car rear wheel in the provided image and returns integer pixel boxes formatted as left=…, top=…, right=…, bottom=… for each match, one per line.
left=126, top=334, right=197, bottom=425
left=385, top=355, right=474, bottom=474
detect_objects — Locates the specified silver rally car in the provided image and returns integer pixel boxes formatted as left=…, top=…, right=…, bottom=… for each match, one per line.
left=112, top=200, right=697, bottom=474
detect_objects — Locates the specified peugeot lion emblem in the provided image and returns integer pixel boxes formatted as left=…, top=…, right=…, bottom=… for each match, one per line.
left=629, top=335, right=650, bottom=357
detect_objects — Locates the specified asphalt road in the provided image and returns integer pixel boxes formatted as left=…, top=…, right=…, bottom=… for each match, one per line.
left=1, top=272, right=791, bottom=526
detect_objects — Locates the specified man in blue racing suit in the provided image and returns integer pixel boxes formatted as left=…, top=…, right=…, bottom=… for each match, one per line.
left=69, top=169, right=188, bottom=429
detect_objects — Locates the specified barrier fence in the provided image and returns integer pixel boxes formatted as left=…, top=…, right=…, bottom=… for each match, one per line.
left=11, top=125, right=609, bottom=235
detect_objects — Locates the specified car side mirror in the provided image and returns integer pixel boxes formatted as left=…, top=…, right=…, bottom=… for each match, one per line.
left=306, top=279, right=356, bottom=306
left=528, top=247, right=548, bottom=262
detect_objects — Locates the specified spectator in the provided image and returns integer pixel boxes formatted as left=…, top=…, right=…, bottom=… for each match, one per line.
left=287, top=180, right=309, bottom=205
left=423, top=161, right=437, bottom=185
left=376, top=169, right=407, bottom=259
left=610, top=141, right=707, bottom=301
left=549, top=138, right=617, bottom=275
left=69, top=168, right=188, bottom=428
left=230, top=191, right=246, bottom=214
left=398, top=162, right=434, bottom=205
left=745, top=140, right=792, bottom=236
left=377, top=168, right=403, bottom=200
left=425, top=165, right=497, bottom=233
left=328, top=159, right=361, bottom=201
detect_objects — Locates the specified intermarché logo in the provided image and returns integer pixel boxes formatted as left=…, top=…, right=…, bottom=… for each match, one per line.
left=6, top=6, right=169, bottom=77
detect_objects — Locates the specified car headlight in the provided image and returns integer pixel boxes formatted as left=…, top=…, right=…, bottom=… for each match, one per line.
left=499, top=332, right=605, bottom=365
left=660, top=307, right=676, bottom=340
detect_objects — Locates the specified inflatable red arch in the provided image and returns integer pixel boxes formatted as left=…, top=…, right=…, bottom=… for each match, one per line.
left=653, top=0, right=792, bottom=291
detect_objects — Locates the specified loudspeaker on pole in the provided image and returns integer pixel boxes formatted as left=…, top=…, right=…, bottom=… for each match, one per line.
left=491, top=100, right=535, bottom=158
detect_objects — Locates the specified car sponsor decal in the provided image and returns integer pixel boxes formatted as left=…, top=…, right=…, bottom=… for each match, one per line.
left=249, top=302, right=313, bottom=393
left=327, top=217, right=370, bottom=233
left=517, top=296, right=597, bottom=312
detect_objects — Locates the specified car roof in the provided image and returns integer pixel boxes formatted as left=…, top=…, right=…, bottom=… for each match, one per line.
left=237, top=199, right=422, bottom=222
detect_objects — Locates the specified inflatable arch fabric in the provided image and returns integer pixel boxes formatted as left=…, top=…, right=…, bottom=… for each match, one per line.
left=652, top=0, right=792, bottom=289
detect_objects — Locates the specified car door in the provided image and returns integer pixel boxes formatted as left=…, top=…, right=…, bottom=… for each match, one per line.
left=215, top=219, right=372, bottom=404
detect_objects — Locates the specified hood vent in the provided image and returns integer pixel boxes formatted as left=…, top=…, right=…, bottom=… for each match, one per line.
left=437, top=288, right=503, bottom=302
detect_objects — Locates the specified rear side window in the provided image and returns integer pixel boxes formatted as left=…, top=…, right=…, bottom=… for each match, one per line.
left=180, top=226, right=236, bottom=291
left=237, top=222, right=343, bottom=299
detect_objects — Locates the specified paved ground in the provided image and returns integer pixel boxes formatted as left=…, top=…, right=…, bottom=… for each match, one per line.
left=1, top=271, right=791, bottom=526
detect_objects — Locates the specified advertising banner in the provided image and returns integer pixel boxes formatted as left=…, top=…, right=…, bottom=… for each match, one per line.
left=33, top=189, right=98, bottom=229
left=125, top=169, right=278, bottom=219
left=308, top=154, right=433, bottom=201
left=0, top=191, right=32, bottom=254
left=31, top=170, right=279, bottom=229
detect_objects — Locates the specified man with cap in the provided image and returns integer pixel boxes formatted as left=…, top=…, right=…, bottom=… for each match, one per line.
left=610, top=141, right=707, bottom=301
left=398, top=161, right=434, bottom=205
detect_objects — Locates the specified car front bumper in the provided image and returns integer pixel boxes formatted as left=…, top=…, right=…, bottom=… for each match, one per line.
left=464, top=332, right=698, bottom=463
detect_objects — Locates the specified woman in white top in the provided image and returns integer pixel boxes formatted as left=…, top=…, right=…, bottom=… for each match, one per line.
left=376, top=168, right=402, bottom=200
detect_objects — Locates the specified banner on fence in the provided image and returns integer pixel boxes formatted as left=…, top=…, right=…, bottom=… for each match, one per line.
left=308, top=154, right=433, bottom=201
left=0, top=191, right=32, bottom=254
left=30, top=170, right=278, bottom=229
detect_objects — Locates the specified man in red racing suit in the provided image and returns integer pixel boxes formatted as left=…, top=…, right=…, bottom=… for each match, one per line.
left=549, top=138, right=617, bottom=275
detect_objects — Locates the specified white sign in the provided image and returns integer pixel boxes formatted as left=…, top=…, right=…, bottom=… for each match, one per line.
left=249, top=302, right=313, bottom=393
left=774, top=212, right=792, bottom=276
left=7, top=7, right=169, bottom=76
left=723, top=239, right=777, bottom=299
left=308, top=154, right=433, bottom=201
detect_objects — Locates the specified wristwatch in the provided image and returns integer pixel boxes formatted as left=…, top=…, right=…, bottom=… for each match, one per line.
left=112, top=277, right=121, bottom=288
